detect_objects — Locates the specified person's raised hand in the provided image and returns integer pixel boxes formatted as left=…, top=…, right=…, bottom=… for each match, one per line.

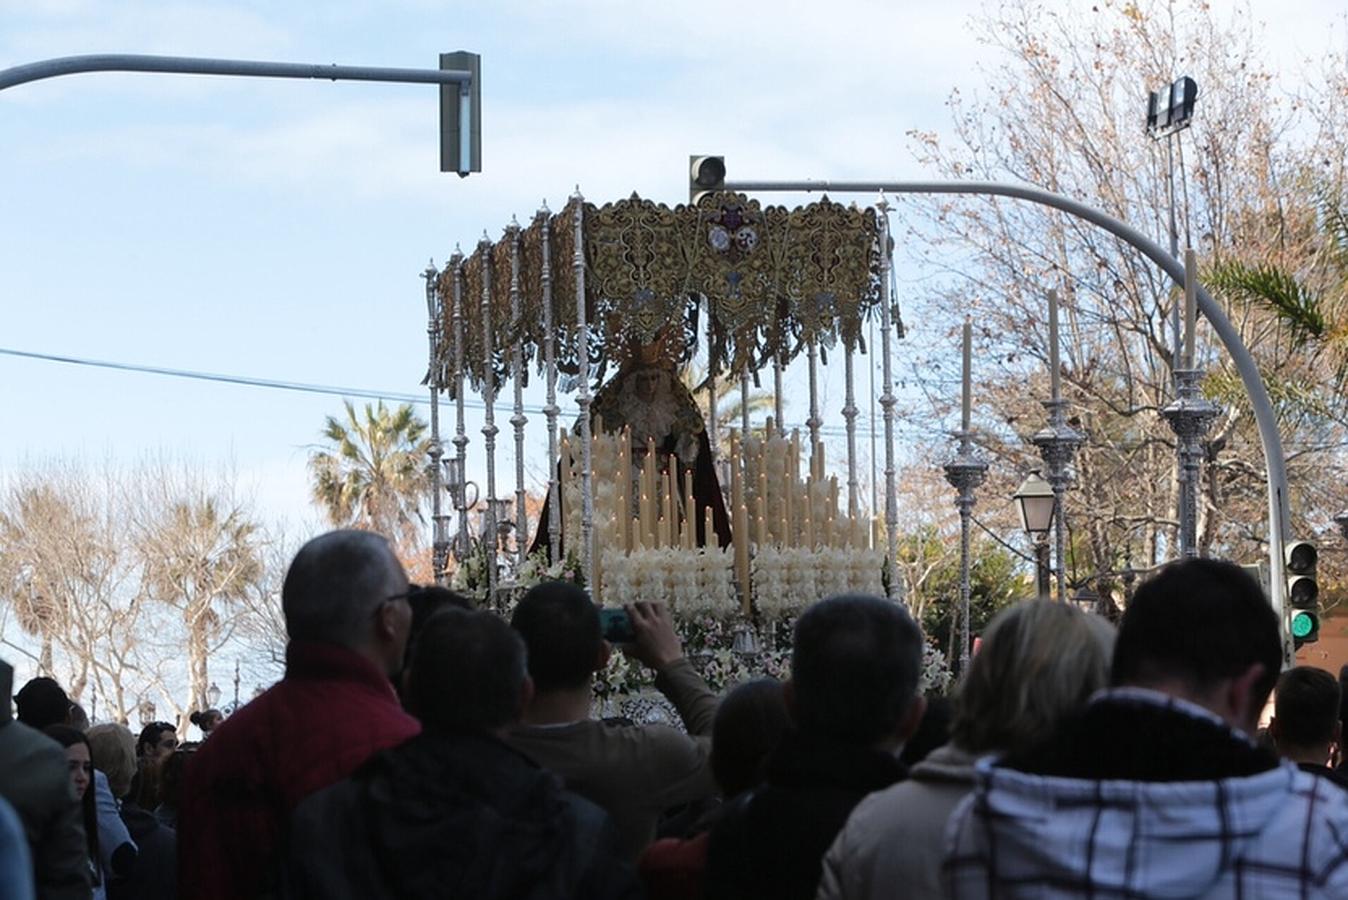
left=623, top=601, right=684, bottom=672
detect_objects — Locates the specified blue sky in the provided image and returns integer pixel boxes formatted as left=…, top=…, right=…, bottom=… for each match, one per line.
left=3, top=0, right=1344, bottom=536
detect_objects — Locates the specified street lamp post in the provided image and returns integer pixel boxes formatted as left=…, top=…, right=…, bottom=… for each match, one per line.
left=943, top=318, right=988, bottom=675
left=206, top=682, right=221, bottom=709
left=424, top=262, right=452, bottom=584
left=1015, top=470, right=1056, bottom=601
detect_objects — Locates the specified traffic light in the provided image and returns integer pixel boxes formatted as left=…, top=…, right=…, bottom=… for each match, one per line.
left=1286, top=540, right=1319, bottom=647
left=689, top=155, right=726, bottom=204
left=439, top=51, right=481, bottom=177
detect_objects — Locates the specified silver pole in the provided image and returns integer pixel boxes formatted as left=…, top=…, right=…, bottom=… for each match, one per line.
left=451, top=252, right=470, bottom=559
left=741, top=370, right=752, bottom=437
left=807, top=338, right=822, bottom=474
left=1163, top=368, right=1219, bottom=558
left=572, top=192, right=595, bottom=591
left=843, top=341, right=860, bottom=519
left=720, top=175, right=1291, bottom=633
left=540, top=204, right=561, bottom=562
left=509, top=219, right=529, bottom=568
left=868, top=319, right=878, bottom=521
left=1034, top=398, right=1083, bottom=603
left=479, top=235, right=499, bottom=604
left=423, top=261, right=448, bottom=585
left=876, top=199, right=902, bottom=604
left=773, top=355, right=785, bottom=436
left=706, top=298, right=719, bottom=460
left=944, top=427, right=987, bottom=677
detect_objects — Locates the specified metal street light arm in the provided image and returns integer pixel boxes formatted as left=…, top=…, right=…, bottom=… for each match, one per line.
left=724, top=176, right=1290, bottom=630
left=0, top=53, right=473, bottom=91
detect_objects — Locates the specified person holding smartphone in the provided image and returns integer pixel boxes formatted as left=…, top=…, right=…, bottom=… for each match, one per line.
left=506, top=583, right=719, bottom=861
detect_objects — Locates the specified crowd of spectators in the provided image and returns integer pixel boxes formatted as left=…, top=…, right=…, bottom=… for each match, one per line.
left=4, top=530, right=1348, bottom=898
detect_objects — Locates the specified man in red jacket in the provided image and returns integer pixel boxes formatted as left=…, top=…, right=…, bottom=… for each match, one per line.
left=178, top=530, right=420, bottom=900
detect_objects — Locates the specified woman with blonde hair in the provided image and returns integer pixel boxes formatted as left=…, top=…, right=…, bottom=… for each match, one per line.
left=816, top=600, right=1115, bottom=900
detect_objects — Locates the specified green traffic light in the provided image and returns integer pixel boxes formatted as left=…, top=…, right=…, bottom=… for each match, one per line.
left=1291, top=610, right=1318, bottom=639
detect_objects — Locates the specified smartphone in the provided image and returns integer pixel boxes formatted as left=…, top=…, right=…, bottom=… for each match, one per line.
left=598, top=607, right=636, bottom=643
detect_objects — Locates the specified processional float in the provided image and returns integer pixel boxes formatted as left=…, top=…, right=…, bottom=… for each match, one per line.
left=422, top=190, right=904, bottom=623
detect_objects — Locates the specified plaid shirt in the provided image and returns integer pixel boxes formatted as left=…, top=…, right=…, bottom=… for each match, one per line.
left=944, top=689, right=1348, bottom=898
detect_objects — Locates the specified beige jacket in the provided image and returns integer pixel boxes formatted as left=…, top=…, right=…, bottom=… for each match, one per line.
left=816, top=743, right=979, bottom=900
left=506, top=657, right=719, bottom=861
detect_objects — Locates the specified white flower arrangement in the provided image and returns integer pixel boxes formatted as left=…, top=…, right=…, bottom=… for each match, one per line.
left=921, top=641, right=954, bottom=696
left=600, top=546, right=735, bottom=613
left=751, top=547, right=884, bottom=619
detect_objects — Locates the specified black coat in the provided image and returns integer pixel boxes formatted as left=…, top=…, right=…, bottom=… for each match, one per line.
left=704, top=730, right=906, bottom=900
left=285, top=732, right=641, bottom=900
left=108, top=803, right=176, bottom=900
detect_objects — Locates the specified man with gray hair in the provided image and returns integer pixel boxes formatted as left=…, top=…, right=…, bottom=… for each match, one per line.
left=179, top=530, right=420, bottom=900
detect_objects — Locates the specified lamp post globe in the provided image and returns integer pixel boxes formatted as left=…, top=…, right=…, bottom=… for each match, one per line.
left=1014, top=469, right=1056, bottom=537
left=206, top=682, right=222, bottom=708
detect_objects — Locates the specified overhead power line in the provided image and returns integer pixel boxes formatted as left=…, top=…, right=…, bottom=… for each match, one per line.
left=0, top=345, right=926, bottom=441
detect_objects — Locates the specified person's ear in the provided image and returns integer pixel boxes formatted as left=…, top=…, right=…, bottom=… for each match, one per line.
left=1226, top=662, right=1267, bottom=734
left=596, top=640, right=612, bottom=672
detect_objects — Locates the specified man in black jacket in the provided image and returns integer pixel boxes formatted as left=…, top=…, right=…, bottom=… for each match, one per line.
left=705, top=594, right=926, bottom=900
left=285, top=608, right=640, bottom=900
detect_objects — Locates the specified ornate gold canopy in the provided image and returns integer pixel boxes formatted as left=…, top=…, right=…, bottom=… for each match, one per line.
left=434, top=191, right=884, bottom=394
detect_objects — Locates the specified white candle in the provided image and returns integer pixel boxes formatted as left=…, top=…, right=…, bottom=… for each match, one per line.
left=961, top=316, right=972, bottom=432
left=1184, top=248, right=1197, bottom=369
left=1048, top=288, right=1061, bottom=402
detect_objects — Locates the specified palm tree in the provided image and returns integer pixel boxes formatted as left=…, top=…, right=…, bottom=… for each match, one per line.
left=137, top=494, right=262, bottom=724
left=1206, top=188, right=1348, bottom=388
left=308, top=400, right=431, bottom=550
left=681, top=364, right=776, bottom=444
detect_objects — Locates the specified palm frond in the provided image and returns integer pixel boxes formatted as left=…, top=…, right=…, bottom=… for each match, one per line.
left=1206, top=260, right=1325, bottom=344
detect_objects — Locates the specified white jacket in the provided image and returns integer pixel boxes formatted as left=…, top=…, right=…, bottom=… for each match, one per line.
left=945, top=689, right=1348, bottom=898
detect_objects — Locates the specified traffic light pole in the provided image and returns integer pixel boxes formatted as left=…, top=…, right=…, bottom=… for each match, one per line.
left=0, top=53, right=480, bottom=173
left=718, top=175, right=1291, bottom=641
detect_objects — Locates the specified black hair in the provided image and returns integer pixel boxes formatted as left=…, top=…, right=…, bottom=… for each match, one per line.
left=511, top=580, right=601, bottom=692
left=408, top=608, right=529, bottom=734
left=1111, top=558, right=1281, bottom=705
left=43, top=724, right=101, bottom=884
left=189, top=710, right=222, bottom=731
left=403, top=585, right=474, bottom=670
left=137, top=721, right=176, bottom=757
left=16, top=677, right=70, bottom=730
left=710, top=678, right=791, bottom=798
left=1276, top=666, right=1341, bottom=749
left=791, top=594, right=924, bottom=745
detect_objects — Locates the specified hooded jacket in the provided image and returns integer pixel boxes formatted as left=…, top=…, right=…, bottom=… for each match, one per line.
left=285, top=731, right=641, bottom=900
left=945, top=688, right=1348, bottom=898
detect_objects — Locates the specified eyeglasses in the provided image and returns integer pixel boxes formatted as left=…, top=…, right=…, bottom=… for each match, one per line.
left=373, top=586, right=420, bottom=619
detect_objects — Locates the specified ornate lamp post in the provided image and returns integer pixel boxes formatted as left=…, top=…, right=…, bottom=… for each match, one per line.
left=423, top=261, right=451, bottom=584
left=943, top=318, right=988, bottom=675
left=1033, top=289, right=1083, bottom=603
left=138, top=697, right=156, bottom=728
left=205, top=682, right=221, bottom=709
left=1162, top=251, right=1220, bottom=558
left=1014, top=469, right=1056, bottom=601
